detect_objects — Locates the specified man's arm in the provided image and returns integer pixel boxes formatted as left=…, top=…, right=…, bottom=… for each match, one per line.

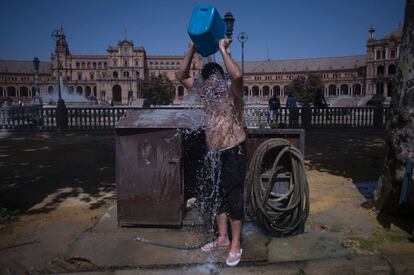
left=176, top=42, right=196, bottom=90
left=218, top=39, right=242, bottom=100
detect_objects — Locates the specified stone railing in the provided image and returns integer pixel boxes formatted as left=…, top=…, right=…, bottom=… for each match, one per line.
left=0, top=105, right=390, bottom=131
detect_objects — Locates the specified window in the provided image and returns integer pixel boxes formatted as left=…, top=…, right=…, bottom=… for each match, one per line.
left=382, top=50, right=386, bottom=59
left=388, top=64, right=396, bottom=75
left=113, top=71, right=118, bottom=79
left=82, top=62, right=86, bottom=69
left=377, top=65, right=384, bottom=75
left=87, top=62, right=91, bottom=69
left=90, top=73, right=94, bottom=80
left=123, top=71, right=129, bottom=78
left=124, top=59, right=128, bottom=67
left=113, top=59, right=117, bottom=66
left=104, top=62, right=107, bottom=69
left=135, top=59, right=139, bottom=66
left=376, top=50, right=381, bottom=60
left=76, top=62, right=80, bottom=69
left=390, top=50, right=395, bottom=59
left=78, top=73, right=82, bottom=80
left=93, top=62, right=97, bottom=69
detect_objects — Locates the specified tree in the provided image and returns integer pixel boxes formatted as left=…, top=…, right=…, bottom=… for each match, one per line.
left=288, top=76, right=305, bottom=101
left=141, top=74, right=175, bottom=106
left=305, top=74, right=324, bottom=104
left=288, top=74, right=323, bottom=104
left=374, top=0, right=414, bottom=216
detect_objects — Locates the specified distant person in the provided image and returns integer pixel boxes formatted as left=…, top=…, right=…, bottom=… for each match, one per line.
left=142, top=99, right=151, bottom=108
left=110, top=100, right=114, bottom=107
left=268, top=94, right=280, bottom=125
left=286, top=93, right=297, bottom=108
left=286, top=93, right=298, bottom=127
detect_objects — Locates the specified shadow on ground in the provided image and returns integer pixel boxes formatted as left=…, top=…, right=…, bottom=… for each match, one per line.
left=0, top=131, right=116, bottom=214
left=305, top=128, right=386, bottom=183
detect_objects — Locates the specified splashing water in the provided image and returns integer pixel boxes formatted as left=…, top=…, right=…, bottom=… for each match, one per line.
left=172, top=71, right=246, bottom=266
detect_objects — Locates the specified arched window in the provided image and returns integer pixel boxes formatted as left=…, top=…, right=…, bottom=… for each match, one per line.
left=85, top=86, right=92, bottom=97
left=76, top=62, right=80, bottom=69
left=328, top=84, right=336, bottom=96
left=20, top=87, right=29, bottom=97
left=273, top=85, right=281, bottom=96
left=7, top=87, right=16, bottom=97
left=87, top=62, right=91, bottom=69
left=353, top=84, right=361, bottom=96
left=376, top=50, right=381, bottom=60
left=69, top=86, right=75, bottom=94
left=178, top=86, right=184, bottom=99
left=262, top=86, right=270, bottom=97
left=76, top=86, right=83, bottom=95
left=81, top=62, right=86, bottom=69
left=113, top=71, right=118, bottom=79
left=123, top=71, right=130, bottom=78
left=387, top=81, right=393, bottom=97
left=104, top=62, right=107, bottom=69
left=252, top=86, right=259, bottom=97
left=98, top=62, right=102, bottom=69
left=243, top=86, right=248, bottom=96
left=93, top=62, right=97, bottom=69
left=340, top=84, right=349, bottom=95
left=112, top=85, right=122, bottom=102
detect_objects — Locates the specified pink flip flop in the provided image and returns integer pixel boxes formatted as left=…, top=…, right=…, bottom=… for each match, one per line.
left=226, top=249, right=243, bottom=267
left=201, top=241, right=230, bottom=252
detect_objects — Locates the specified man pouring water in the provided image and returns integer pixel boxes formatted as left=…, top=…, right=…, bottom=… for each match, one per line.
left=176, top=5, right=246, bottom=267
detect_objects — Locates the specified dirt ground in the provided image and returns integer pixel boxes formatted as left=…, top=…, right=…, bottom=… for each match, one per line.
left=0, top=129, right=413, bottom=273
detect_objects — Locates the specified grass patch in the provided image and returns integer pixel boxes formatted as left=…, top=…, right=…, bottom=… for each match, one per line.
left=0, top=207, right=19, bottom=225
left=344, top=225, right=413, bottom=253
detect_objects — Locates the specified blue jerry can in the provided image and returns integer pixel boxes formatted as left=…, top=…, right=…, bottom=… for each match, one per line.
left=187, top=4, right=226, bottom=57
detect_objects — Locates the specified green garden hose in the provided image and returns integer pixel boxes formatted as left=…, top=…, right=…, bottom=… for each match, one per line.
left=246, top=138, right=310, bottom=237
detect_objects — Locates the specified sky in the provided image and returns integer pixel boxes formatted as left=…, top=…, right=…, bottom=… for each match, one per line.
left=0, top=0, right=406, bottom=62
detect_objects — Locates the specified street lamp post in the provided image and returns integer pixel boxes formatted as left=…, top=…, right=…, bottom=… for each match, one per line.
left=52, top=28, right=68, bottom=130
left=32, top=57, right=42, bottom=105
left=223, top=12, right=235, bottom=56
left=238, top=32, right=248, bottom=95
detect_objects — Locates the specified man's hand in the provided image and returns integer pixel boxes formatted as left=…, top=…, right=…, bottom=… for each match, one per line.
left=188, top=40, right=195, bottom=50
left=219, top=38, right=230, bottom=52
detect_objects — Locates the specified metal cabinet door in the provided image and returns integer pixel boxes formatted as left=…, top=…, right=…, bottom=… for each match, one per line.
left=116, top=129, right=182, bottom=226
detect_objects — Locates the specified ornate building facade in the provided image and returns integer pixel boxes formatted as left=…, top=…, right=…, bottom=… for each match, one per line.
left=0, top=26, right=402, bottom=105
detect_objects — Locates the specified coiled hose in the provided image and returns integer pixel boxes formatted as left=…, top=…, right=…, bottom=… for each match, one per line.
left=247, top=138, right=310, bottom=237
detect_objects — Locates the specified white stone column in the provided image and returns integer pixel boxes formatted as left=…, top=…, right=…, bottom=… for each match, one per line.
left=384, top=83, right=388, bottom=97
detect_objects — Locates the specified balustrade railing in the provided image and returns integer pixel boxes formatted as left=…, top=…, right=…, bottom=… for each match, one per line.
left=0, top=105, right=390, bottom=131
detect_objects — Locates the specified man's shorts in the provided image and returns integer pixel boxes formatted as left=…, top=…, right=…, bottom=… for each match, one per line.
left=214, top=142, right=247, bottom=220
